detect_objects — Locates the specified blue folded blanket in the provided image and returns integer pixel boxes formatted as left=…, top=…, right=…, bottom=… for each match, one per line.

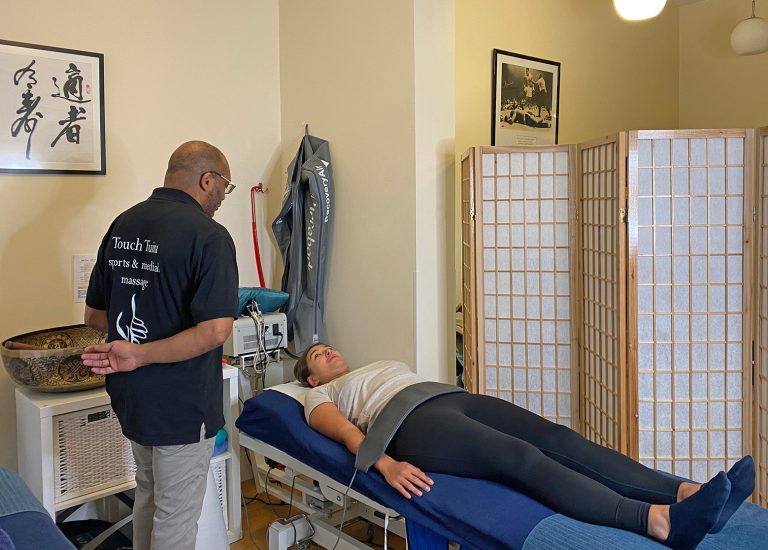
left=238, top=287, right=289, bottom=315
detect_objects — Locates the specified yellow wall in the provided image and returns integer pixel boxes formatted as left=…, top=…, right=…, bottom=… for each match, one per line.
left=679, top=0, right=768, bottom=128
left=278, top=0, right=419, bottom=371
left=0, top=0, right=282, bottom=470
left=454, top=0, right=682, bottom=304
left=456, top=0, right=680, bottom=153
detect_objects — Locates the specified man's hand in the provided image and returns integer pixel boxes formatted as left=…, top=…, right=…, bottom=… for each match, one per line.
left=82, top=341, right=144, bottom=374
left=375, top=455, right=434, bottom=499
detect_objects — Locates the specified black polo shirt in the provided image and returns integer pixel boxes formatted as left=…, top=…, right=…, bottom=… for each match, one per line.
left=86, top=187, right=238, bottom=445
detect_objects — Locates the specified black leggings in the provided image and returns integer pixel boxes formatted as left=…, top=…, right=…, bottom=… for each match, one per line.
left=386, top=393, right=681, bottom=536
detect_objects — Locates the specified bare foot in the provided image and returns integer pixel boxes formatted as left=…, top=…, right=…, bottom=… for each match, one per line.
left=677, top=481, right=701, bottom=502
left=648, top=504, right=671, bottom=541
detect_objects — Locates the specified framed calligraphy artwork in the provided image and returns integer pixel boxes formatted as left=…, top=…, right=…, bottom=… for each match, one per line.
left=0, top=40, right=105, bottom=174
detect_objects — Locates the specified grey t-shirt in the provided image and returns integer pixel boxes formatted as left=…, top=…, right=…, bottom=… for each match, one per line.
left=304, top=360, right=423, bottom=433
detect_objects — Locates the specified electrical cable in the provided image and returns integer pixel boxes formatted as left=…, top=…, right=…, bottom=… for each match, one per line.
left=250, top=185, right=267, bottom=288
left=331, top=469, right=358, bottom=550
left=285, top=473, right=297, bottom=519
left=241, top=492, right=266, bottom=550
left=283, top=347, right=300, bottom=360
left=383, top=512, right=389, bottom=550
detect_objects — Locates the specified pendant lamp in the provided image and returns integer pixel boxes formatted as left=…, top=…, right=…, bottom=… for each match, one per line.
left=731, top=0, right=768, bottom=56
left=613, top=0, right=667, bottom=21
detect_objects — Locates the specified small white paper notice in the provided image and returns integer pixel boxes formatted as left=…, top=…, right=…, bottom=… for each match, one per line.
left=73, top=254, right=97, bottom=303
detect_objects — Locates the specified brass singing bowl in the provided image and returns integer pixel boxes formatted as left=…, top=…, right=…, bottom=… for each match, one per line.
left=1, top=325, right=107, bottom=392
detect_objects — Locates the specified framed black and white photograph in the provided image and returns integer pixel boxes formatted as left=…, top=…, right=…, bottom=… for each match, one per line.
left=492, top=49, right=560, bottom=146
left=0, top=39, right=105, bottom=174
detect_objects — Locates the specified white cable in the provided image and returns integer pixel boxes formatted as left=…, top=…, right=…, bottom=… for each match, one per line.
left=383, top=512, right=389, bottom=550
left=331, top=469, right=358, bottom=550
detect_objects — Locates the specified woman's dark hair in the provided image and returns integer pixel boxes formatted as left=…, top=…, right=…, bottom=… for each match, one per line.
left=294, top=342, right=326, bottom=386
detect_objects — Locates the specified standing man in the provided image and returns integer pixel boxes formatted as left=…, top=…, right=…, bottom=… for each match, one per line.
left=82, top=141, right=239, bottom=549
left=534, top=72, right=549, bottom=118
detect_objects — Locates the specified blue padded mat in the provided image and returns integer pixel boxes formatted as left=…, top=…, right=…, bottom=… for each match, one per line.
left=237, top=390, right=768, bottom=550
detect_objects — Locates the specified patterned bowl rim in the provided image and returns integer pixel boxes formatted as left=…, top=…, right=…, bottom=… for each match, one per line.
left=1, top=324, right=106, bottom=358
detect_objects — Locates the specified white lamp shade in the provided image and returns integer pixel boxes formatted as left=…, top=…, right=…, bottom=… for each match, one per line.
left=731, top=16, right=768, bottom=55
left=614, top=0, right=667, bottom=21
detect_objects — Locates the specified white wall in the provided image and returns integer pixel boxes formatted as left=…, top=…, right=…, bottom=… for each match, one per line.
left=0, top=0, right=282, bottom=470
left=414, top=0, right=456, bottom=382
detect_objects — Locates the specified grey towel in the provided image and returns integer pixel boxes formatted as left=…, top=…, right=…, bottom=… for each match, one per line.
left=354, top=382, right=466, bottom=472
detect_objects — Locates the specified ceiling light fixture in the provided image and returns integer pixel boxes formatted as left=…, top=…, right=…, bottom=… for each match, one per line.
left=613, top=0, right=668, bottom=21
left=731, top=0, right=768, bottom=56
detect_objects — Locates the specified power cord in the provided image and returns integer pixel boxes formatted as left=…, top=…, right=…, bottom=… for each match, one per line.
left=331, top=469, right=358, bottom=550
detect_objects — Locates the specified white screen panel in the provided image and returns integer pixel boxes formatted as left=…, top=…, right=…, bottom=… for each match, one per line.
left=635, top=135, right=746, bottom=482
left=478, top=148, right=573, bottom=426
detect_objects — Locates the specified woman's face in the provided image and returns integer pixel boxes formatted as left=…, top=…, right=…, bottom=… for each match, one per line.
left=307, top=344, right=350, bottom=387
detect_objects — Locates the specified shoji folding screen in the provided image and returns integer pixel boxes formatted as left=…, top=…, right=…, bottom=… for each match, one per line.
left=461, top=145, right=579, bottom=427
left=756, top=127, right=768, bottom=505
left=629, top=130, right=754, bottom=483
left=462, top=128, right=767, bottom=497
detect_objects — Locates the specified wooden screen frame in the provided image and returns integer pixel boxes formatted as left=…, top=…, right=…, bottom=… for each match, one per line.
left=461, top=149, right=478, bottom=393
left=575, top=134, right=629, bottom=453
left=754, top=126, right=768, bottom=506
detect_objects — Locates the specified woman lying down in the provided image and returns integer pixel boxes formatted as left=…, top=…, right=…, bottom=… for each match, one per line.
left=294, top=343, right=755, bottom=550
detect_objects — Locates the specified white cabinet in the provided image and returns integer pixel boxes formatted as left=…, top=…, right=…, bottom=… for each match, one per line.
left=15, top=364, right=242, bottom=544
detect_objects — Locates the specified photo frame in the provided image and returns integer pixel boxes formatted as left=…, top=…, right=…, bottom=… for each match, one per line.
left=0, top=39, right=105, bottom=174
left=492, top=49, right=560, bottom=146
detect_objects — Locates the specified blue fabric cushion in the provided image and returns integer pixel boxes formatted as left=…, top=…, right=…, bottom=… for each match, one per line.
left=0, top=469, right=74, bottom=550
left=0, top=527, right=14, bottom=550
left=238, top=287, right=289, bottom=315
left=0, top=512, right=74, bottom=550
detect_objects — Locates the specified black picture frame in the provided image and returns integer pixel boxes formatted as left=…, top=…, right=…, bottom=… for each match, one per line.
left=0, top=39, right=106, bottom=175
left=491, top=48, right=560, bottom=146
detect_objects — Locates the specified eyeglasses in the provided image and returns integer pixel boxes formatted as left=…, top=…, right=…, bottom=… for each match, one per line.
left=208, top=171, right=236, bottom=194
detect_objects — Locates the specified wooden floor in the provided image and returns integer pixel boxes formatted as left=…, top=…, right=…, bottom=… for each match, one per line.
left=230, top=479, right=405, bottom=550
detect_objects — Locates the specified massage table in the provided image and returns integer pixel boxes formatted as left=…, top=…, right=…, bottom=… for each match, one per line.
left=236, top=386, right=768, bottom=550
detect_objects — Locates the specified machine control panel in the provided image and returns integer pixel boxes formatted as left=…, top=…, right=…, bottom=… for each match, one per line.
left=223, top=312, right=287, bottom=357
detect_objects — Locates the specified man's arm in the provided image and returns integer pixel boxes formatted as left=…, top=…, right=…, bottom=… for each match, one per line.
left=84, top=305, right=109, bottom=334
left=82, top=317, right=233, bottom=374
left=309, top=402, right=433, bottom=499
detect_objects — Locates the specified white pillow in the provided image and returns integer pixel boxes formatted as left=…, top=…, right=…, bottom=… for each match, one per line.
left=268, top=381, right=310, bottom=404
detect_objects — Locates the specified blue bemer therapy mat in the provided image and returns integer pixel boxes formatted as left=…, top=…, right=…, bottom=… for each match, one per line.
left=236, top=390, right=768, bottom=550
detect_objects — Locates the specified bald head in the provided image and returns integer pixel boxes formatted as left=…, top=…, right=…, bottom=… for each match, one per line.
left=165, top=141, right=228, bottom=186
left=164, top=141, right=232, bottom=216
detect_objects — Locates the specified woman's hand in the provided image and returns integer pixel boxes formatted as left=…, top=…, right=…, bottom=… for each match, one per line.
left=375, top=455, right=434, bottom=499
